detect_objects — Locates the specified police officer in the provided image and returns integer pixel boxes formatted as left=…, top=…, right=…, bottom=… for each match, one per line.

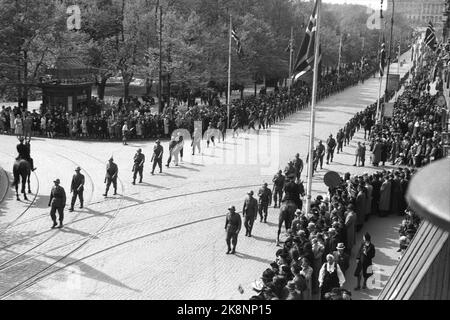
left=151, top=140, right=164, bottom=175
left=48, top=178, right=66, bottom=229
left=272, top=170, right=285, bottom=208
left=258, top=183, right=272, bottom=223
left=242, top=190, right=258, bottom=237
left=225, top=206, right=242, bottom=254
left=69, top=167, right=85, bottom=212
left=326, top=134, right=337, bottom=165
left=132, top=148, right=145, bottom=185
left=17, top=136, right=36, bottom=171
left=103, top=157, right=118, bottom=197
left=293, top=153, right=304, bottom=182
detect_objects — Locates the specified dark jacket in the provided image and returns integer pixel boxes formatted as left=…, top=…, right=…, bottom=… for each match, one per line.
left=243, top=196, right=258, bottom=218
left=49, top=185, right=66, bottom=208
left=71, top=173, right=85, bottom=192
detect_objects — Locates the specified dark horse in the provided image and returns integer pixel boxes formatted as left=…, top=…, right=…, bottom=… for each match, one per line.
left=276, top=181, right=305, bottom=246
left=13, top=158, right=31, bottom=201
left=277, top=200, right=297, bottom=246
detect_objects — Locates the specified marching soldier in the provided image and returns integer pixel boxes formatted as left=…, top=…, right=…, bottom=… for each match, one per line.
left=293, top=153, right=304, bottom=182
left=242, top=190, right=258, bottom=237
left=48, top=178, right=66, bottom=229
left=316, top=140, right=326, bottom=170
left=272, top=170, right=285, bottom=208
left=132, top=148, right=145, bottom=184
left=69, top=167, right=85, bottom=212
left=326, top=134, right=337, bottom=165
left=225, top=206, right=242, bottom=254
left=151, top=140, right=164, bottom=175
left=103, top=157, right=118, bottom=197
left=336, top=129, right=344, bottom=154
left=258, top=183, right=272, bottom=223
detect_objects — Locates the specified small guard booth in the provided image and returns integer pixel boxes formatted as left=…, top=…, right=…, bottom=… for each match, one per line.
left=40, top=56, right=94, bottom=114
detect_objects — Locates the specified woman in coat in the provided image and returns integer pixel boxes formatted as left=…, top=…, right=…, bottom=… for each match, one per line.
left=372, top=139, right=382, bottom=166
left=355, top=185, right=367, bottom=232
left=378, top=177, right=391, bottom=216
left=354, top=233, right=376, bottom=290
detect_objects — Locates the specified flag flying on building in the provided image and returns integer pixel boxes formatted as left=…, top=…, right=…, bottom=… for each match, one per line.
left=292, top=0, right=322, bottom=83
left=379, top=35, right=386, bottom=77
left=231, top=26, right=244, bottom=57
left=425, top=21, right=437, bottom=51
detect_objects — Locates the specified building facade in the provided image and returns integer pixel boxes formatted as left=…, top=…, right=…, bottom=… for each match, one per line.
left=388, top=0, right=445, bottom=29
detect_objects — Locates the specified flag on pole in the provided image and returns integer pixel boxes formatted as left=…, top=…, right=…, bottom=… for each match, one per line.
left=379, top=36, right=386, bottom=77
left=292, top=0, right=322, bottom=83
left=425, top=21, right=437, bottom=51
left=231, top=26, right=244, bottom=57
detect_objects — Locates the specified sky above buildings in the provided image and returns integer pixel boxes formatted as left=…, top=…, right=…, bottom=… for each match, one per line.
left=323, top=0, right=388, bottom=10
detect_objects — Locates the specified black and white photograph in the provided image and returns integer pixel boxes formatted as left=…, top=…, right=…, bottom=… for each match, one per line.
left=0, top=0, right=449, bottom=307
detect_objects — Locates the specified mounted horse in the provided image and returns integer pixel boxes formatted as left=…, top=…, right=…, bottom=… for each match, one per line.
left=276, top=178, right=305, bottom=246
left=12, top=158, right=31, bottom=201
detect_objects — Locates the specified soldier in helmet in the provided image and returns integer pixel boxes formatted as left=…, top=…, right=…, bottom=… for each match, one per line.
left=225, top=206, right=241, bottom=254
left=272, top=170, right=285, bottom=208
left=132, top=148, right=145, bottom=185
left=103, top=157, right=118, bottom=197
left=258, top=182, right=272, bottom=223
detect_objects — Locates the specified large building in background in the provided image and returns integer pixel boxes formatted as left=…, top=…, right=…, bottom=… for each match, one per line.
left=389, top=0, right=445, bottom=30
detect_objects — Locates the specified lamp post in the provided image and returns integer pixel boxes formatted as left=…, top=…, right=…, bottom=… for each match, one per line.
left=384, top=0, right=395, bottom=106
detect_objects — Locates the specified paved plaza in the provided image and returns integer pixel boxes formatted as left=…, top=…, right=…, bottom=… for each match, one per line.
left=0, top=52, right=411, bottom=300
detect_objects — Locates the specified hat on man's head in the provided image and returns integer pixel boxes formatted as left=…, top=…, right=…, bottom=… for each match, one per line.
left=336, top=243, right=345, bottom=250
left=156, top=139, right=161, bottom=144
left=247, top=190, right=254, bottom=196
left=228, top=206, right=236, bottom=212
left=137, top=148, right=142, bottom=152
left=54, top=178, right=61, bottom=184
left=109, top=156, right=114, bottom=161
left=307, top=222, right=316, bottom=229
left=18, top=136, right=24, bottom=141
left=75, top=167, right=81, bottom=172
left=261, top=269, right=275, bottom=281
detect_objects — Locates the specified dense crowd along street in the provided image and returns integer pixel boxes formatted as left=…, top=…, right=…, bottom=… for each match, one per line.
left=1, top=0, right=449, bottom=304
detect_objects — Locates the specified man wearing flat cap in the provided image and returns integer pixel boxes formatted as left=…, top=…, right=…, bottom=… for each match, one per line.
left=48, top=178, right=66, bottom=229
left=243, top=190, right=258, bottom=237
left=258, top=183, right=272, bottom=223
left=103, top=157, right=118, bottom=197
left=132, top=148, right=145, bottom=185
left=225, top=206, right=241, bottom=254
left=69, top=167, right=85, bottom=212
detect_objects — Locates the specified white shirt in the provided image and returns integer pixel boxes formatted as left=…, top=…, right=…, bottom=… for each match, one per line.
left=318, top=262, right=345, bottom=287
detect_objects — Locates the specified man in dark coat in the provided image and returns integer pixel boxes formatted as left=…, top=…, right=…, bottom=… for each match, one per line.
left=132, top=148, right=145, bottom=184
left=225, top=206, right=242, bottom=254
left=151, top=140, right=164, bottom=174
left=17, top=136, right=36, bottom=171
left=336, top=129, right=344, bottom=154
left=69, top=167, right=85, bottom=212
left=243, top=190, right=258, bottom=237
left=316, top=141, right=326, bottom=169
left=48, top=178, right=66, bottom=229
left=354, top=232, right=375, bottom=290
left=103, top=157, right=118, bottom=197
left=333, top=243, right=350, bottom=275
left=258, top=183, right=272, bottom=223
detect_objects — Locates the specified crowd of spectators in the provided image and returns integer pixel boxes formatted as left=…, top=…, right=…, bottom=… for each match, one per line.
left=250, top=51, right=447, bottom=300
left=0, top=65, right=378, bottom=141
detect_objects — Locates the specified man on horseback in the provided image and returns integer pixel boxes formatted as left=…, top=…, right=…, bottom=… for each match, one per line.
left=277, top=174, right=301, bottom=246
left=16, top=136, right=36, bottom=171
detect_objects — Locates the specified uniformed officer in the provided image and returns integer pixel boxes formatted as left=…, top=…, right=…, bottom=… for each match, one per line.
left=242, top=190, right=258, bottom=237
left=16, top=136, right=36, bottom=171
left=326, top=134, right=337, bottom=165
left=48, top=178, right=66, bottom=229
left=258, top=183, right=272, bottom=223
left=336, top=129, right=344, bottom=154
left=103, top=157, right=118, bottom=197
left=293, top=153, right=304, bottom=182
left=316, top=141, right=326, bottom=169
left=69, top=167, right=85, bottom=212
left=151, top=140, right=164, bottom=175
left=132, top=148, right=145, bottom=185
left=225, top=206, right=242, bottom=254
left=272, top=170, right=285, bottom=208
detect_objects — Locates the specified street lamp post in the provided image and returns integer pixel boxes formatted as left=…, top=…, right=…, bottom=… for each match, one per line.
left=384, top=0, right=395, bottom=108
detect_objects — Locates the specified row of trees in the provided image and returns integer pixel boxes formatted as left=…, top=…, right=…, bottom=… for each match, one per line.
left=0, top=0, right=414, bottom=108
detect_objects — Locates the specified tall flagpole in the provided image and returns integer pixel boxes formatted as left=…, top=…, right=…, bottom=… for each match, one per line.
left=306, top=0, right=321, bottom=215
left=227, top=14, right=232, bottom=129
left=288, top=27, right=294, bottom=94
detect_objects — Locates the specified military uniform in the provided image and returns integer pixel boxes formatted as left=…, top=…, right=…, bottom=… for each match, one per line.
left=48, top=183, right=66, bottom=228
left=151, top=143, right=164, bottom=174
left=132, top=152, right=145, bottom=184
left=70, top=171, right=85, bottom=211
left=257, top=186, right=272, bottom=222
left=242, top=195, right=258, bottom=237
left=326, top=136, right=337, bottom=164
left=104, top=160, right=118, bottom=196
left=272, top=173, right=285, bottom=208
left=225, top=209, right=242, bottom=254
